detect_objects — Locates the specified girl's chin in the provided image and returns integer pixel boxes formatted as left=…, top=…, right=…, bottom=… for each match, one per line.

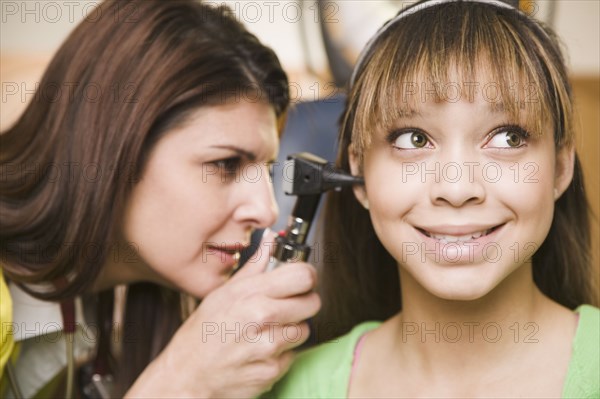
left=428, top=288, right=492, bottom=302
left=413, top=274, right=499, bottom=302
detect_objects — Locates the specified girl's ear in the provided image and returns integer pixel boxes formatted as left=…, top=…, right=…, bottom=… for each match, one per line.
left=348, top=144, right=369, bottom=210
left=554, top=145, right=575, bottom=200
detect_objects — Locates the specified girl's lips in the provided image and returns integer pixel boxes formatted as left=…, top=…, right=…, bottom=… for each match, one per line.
left=416, top=224, right=504, bottom=243
left=411, top=223, right=507, bottom=264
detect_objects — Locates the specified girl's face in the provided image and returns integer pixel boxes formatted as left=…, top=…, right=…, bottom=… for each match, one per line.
left=122, top=101, right=279, bottom=298
left=350, top=78, right=574, bottom=301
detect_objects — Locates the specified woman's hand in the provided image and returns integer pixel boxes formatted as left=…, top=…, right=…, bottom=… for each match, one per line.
left=125, top=232, right=321, bottom=398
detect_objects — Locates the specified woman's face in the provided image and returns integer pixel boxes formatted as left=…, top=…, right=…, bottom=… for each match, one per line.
left=122, top=100, right=279, bottom=298
left=350, top=77, right=574, bottom=301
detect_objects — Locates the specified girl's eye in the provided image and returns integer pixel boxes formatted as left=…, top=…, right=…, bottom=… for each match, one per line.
left=390, top=130, right=431, bottom=149
left=486, top=126, right=529, bottom=149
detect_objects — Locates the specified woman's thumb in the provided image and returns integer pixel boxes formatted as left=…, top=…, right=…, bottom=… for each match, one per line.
left=231, top=228, right=277, bottom=278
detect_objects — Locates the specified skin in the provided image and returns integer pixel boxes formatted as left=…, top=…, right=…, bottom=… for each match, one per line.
left=348, top=76, right=577, bottom=398
left=95, top=101, right=321, bottom=398
left=117, top=100, right=280, bottom=298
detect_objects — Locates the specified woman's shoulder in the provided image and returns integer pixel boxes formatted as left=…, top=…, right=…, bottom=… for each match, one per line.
left=262, top=321, right=381, bottom=399
left=0, top=272, right=13, bottom=377
left=562, top=304, right=599, bottom=398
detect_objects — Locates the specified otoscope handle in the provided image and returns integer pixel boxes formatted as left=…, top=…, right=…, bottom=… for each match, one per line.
left=266, top=235, right=312, bottom=271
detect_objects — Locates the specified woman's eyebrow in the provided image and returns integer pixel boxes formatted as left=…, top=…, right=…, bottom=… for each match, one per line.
left=210, top=145, right=257, bottom=161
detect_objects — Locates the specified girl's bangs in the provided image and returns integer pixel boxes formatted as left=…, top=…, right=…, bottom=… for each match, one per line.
left=349, top=3, right=570, bottom=157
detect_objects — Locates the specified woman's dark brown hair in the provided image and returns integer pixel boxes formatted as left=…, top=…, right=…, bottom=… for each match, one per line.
left=1, top=0, right=289, bottom=392
left=314, top=0, right=596, bottom=343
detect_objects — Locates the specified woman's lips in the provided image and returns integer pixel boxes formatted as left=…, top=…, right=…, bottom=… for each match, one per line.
left=207, top=244, right=248, bottom=266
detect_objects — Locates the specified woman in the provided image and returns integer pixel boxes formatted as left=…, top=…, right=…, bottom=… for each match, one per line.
left=0, top=1, right=320, bottom=397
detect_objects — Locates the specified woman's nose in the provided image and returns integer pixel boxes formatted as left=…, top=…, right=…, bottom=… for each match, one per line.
left=233, top=162, right=279, bottom=228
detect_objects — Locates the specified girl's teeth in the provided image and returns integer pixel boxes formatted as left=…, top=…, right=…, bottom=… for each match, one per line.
left=429, top=230, right=489, bottom=242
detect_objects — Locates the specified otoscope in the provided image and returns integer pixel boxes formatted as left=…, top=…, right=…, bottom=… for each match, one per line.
left=266, top=152, right=364, bottom=271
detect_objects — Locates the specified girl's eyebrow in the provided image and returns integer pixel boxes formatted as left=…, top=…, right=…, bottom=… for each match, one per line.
left=488, top=101, right=508, bottom=114
left=396, top=108, right=422, bottom=118
left=210, top=145, right=256, bottom=161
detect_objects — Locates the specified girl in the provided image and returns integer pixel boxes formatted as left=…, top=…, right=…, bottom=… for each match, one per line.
left=265, top=0, right=599, bottom=397
left=0, top=1, right=320, bottom=397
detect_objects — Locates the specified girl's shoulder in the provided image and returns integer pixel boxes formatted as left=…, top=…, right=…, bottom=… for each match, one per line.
left=574, top=304, right=599, bottom=333
left=262, top=321, right=381, bottom=399
left=562, top=304, right=599, bottom=398
left=572, top=304, right=599, bottom=352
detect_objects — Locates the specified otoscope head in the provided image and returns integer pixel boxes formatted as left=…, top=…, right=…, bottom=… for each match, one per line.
left=282, top=152, right=364, bottom=196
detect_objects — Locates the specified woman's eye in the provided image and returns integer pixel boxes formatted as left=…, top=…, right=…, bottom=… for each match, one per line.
left=392, top=131, right=430, bottom=149
left=213, top=157, right=241, bottom=174
left=266, top=162, right=275, bottom=180
left=486, top=127, right=529, bottom=149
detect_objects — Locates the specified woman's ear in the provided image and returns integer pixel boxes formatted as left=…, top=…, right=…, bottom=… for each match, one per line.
left=348, top=144, right=369, bottom=210
left=554, top=145, right=575, bottom=200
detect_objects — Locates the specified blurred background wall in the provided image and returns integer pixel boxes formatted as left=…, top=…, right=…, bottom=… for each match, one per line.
left=1, top=0, right=598, bottom=284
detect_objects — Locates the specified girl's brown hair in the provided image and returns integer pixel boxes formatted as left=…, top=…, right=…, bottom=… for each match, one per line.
left=315, top=0, right=595, bottom=343
left=1, top=0, right=289, bottom=392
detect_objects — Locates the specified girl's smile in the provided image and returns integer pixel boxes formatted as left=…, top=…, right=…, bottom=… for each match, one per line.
left=416, top=223, right=503, bottom=242
left=411, top=222, right=506, bottom=265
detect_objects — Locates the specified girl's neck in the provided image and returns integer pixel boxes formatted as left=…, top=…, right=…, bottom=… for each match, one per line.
left=348, top=264, right=578, bottom=398
left=386, top=261, right=575, bottom=373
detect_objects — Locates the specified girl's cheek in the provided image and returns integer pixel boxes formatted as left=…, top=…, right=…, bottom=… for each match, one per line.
left=364, top=168, right=418, bottom=214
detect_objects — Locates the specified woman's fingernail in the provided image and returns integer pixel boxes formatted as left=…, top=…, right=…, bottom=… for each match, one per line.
left=262, top=227, right=272, bottom=238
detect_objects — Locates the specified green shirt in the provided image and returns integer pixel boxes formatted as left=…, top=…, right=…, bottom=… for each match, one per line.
left=265, top=305, right=600, bottom=398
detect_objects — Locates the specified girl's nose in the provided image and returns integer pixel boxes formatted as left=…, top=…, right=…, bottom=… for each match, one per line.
left=429, top=161, right=486, bottom=208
